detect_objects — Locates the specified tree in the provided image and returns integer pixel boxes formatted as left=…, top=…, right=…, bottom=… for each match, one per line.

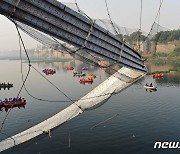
left=124, top=31, right=145, bottom=44
left=152, top=29, right=180, bottom=43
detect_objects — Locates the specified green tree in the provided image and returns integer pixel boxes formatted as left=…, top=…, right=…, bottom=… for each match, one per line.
left=124, top=31, right=145, bottom=44
left=152, top=29, right=180, bottom=43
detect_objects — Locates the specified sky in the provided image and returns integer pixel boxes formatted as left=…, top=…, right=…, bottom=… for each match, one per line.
left=0, top=0, right=179, bottom=52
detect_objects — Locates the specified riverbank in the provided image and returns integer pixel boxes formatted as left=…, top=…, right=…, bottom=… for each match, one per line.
left=145, top=57, right=180, bottom=75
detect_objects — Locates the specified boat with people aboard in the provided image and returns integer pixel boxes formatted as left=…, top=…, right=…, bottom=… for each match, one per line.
left=87, top=74, right=96, bottom=79
left=0, top=83, right=13, bottom=88
left=82, top=67, right=88, bottom=70
left=80, top=77, right=93, bottom=84
left=153, top=73, right=164, bottom=79
left=1, top=97, right=26, bottom=109
left=73, top=72, right=86, bottom=77
left=42, top=69, right=56, bottom=75
left=66, top=66, right=74, bottom=70
left=144, top=83, right=157, bottom=90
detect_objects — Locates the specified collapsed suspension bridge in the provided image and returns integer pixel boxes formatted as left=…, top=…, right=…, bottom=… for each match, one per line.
left=0, top=0, right=146, bottom=72
left=0, top=0, right=147, bottom=152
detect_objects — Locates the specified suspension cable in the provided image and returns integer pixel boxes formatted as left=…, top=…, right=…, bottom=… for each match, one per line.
left=140, top=0, right=143, bottom=31
left=137, top=0, right=143, bottom=52
left=140, top=0, right=164, bottom=45
left=104, top=0, right=119, bottom=36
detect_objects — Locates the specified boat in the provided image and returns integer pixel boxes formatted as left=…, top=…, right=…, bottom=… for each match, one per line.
left=3, top=100, right=26, bottom=108
left=73, top=72, right=86, bottom=77
left=87, top=74, right=96, bottom=79
left=80, top=78, right=93, bottom=84
left=0, top=102, right=4, bottom=108
left=144, top=85, right=157, bottom=90
left=66, top=67, right=74, bottom=70
left=153, top=73, right=164, bottom=78
left=0, top=83, right=13, bottom=88
left=43, top=69, right=56, bottom=75
left=82, top=67, right=88, bottom=70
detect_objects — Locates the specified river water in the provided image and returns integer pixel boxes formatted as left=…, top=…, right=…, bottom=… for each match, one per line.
left=0, top=60, right=180, bottom=154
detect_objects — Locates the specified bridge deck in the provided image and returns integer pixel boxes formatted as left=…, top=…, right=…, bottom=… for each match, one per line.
left=0, top=67, right=145, bottom=152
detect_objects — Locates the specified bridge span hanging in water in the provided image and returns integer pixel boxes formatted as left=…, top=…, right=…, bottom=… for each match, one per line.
left=0, top=0, right=146, bottom=72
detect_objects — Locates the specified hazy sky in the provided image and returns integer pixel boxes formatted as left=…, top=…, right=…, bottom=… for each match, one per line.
left=0, top=0, right=179, bottom=52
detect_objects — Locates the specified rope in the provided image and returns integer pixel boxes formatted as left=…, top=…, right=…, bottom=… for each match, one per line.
left=150, top=0, right=163, bottom=55
left=74, top=19, right=96, bottom=53
left=140, top=0, right=143, bottom=31
left=118, top=38, right=125, bottom=62
left=104, top=0, right=119, bottom=36
left=74, top=0, right=92, bottom=21
left=140, top=0, right=164, bottom=45
left=83, top=20, right=96, bottom=48
left=137, top=0, right=143, bottom=52
left=10, top=0, right=21, bottom=16
left=15, top=25, right=31, bottom=97
left=157, top=0, right=163, bottom=33
left=91, top=113, right=119, bottom=129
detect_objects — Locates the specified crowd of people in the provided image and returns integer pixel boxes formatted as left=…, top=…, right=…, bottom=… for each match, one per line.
left=0, top=82, right=13, bottom=87
left=0, top=97, right=25, bottom=103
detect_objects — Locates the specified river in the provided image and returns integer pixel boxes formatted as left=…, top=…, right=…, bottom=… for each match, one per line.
left=0, top=60, right=180, bottom=154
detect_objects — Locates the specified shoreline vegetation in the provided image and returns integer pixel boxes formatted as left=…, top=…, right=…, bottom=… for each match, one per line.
left=146, top=57, right=180, bottom=75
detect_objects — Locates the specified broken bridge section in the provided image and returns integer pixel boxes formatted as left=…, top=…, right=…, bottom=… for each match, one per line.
left=0, top=67, right=145, bottom=152
left=0, top=0, right=146, bottom=72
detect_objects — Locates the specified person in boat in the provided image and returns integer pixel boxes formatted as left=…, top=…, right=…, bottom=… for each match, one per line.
left=4, top=98, right=8, bottom=102
left=18, top=97, right=22, bottom=101
left=150, top=83, right=153, bottom=87
left=22, top=98, right=25, bottom=102
left=13, top=97, right=16, bottom=102
left=145, top=83, right=149, bottom=86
